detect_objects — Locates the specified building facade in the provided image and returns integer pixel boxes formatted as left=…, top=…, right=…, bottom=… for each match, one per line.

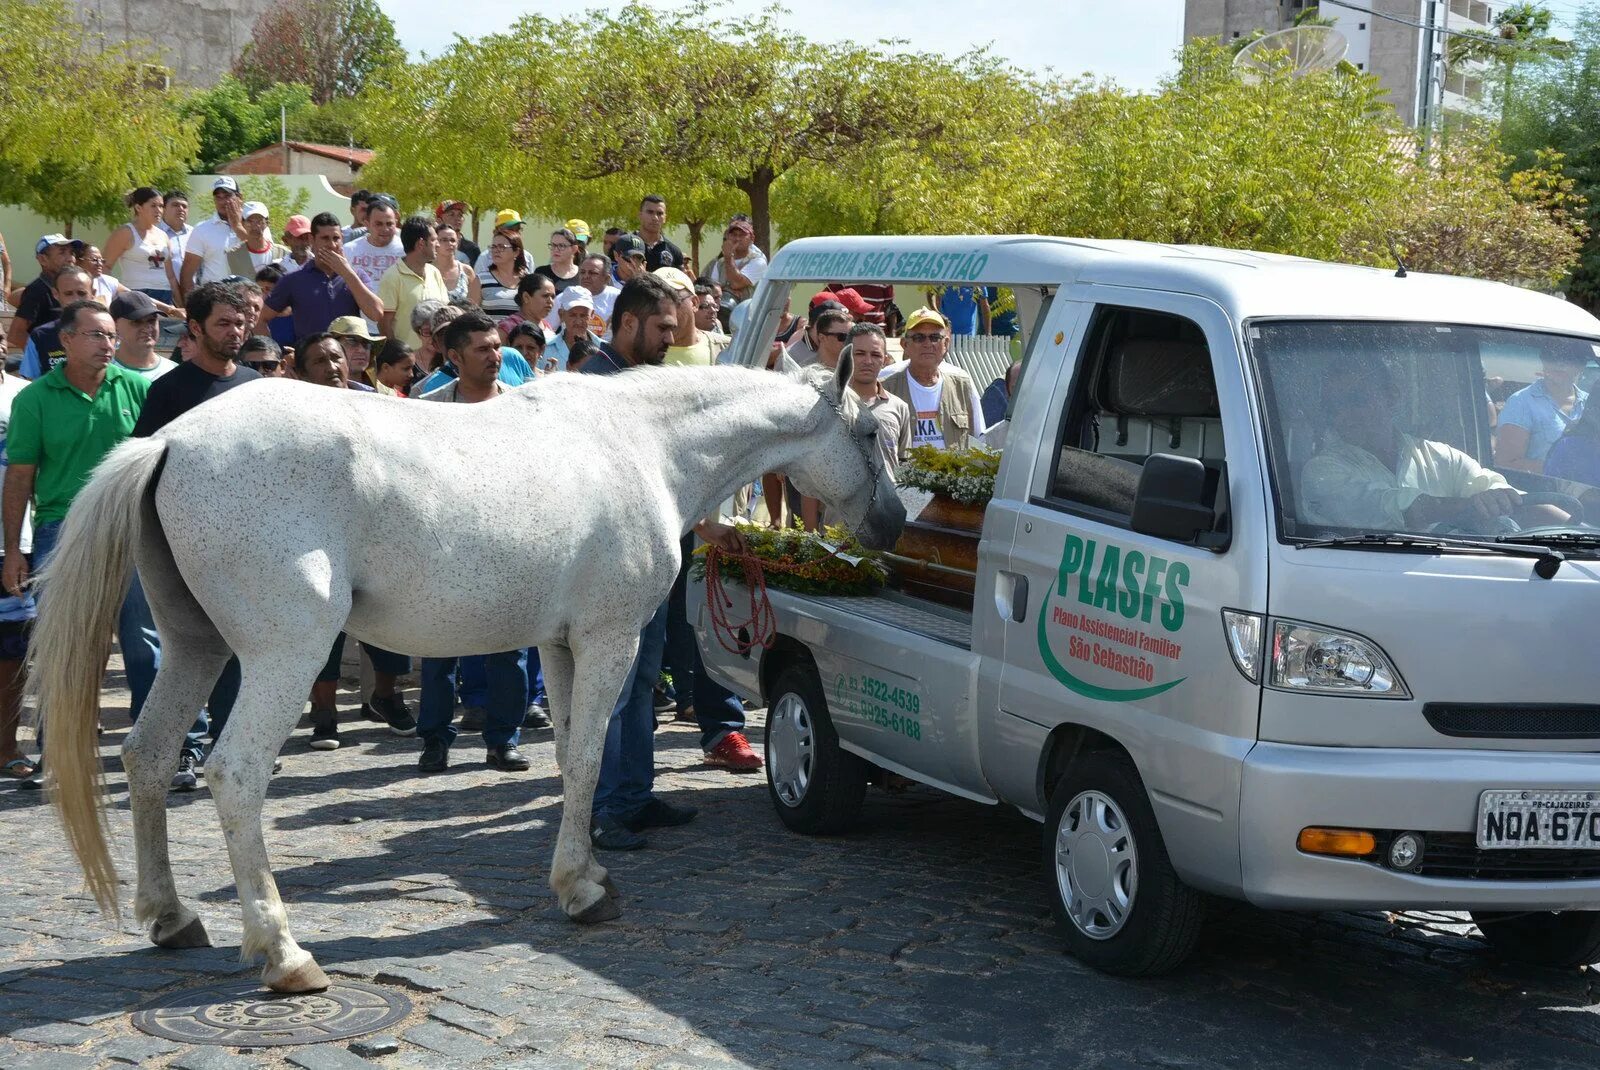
left=1184, top=0, right=1495, bottom=127
left=70, top=0, right=276, bottom=89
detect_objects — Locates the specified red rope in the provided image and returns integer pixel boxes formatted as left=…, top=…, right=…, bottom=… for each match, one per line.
left=703, top=546, right=779, bottom=655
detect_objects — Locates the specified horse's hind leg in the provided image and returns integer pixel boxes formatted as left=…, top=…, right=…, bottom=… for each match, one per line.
left=127, top=638, right=229, bottom=948
left=129, top=521, right=232, bottom=950
left=541, top=643, right=575, bottom=775
left=206, top=646, right=337, bottom=993
left=550, top=632, right=640, bottom=923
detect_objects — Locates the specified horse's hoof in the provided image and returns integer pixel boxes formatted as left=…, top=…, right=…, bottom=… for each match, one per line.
left=572, top=894, right=622, bottom=925
left=263, top=956, right=330, bottom=993
left=151, top=914, right=211, bottom=949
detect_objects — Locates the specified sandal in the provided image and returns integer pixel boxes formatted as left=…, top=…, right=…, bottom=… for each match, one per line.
left=1, top=757, right=38, bottom=779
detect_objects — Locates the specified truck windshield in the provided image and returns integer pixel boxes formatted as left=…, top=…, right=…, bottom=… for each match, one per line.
left=1249, top=320, right=1600, bottom=547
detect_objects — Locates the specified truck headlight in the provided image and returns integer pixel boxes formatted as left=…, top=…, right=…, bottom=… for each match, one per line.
left=1269, top=620, right=1409, bottom=698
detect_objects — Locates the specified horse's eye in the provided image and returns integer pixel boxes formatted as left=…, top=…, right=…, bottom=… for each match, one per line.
left=864, top=427, right=878, bottom=439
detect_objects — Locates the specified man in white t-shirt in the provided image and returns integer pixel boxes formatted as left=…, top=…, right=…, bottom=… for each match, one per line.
left=178, top=176, right=250, bottom=300
left=878, top=307, right=985, bottom=450
left=578, top=254, right=621, bottom=335
left=344, top=195, right=403, bottom=332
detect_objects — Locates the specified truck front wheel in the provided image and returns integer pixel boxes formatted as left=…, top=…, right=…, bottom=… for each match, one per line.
left=1470, top=910, right=1600, bottom=968
left=765, top=664, right=868, bottom=835
left=1044, top=752, right=1205, bottom=976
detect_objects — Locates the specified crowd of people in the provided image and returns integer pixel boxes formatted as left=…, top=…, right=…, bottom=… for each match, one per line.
left=0, top=182, right=1020, bottom=854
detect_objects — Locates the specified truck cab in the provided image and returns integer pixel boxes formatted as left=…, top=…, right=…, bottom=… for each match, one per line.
left=698, top=235, right=1600, bottom=975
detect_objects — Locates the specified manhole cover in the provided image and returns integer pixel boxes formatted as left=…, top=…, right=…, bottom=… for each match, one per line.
left=132, top=978, right=410, bottom=1046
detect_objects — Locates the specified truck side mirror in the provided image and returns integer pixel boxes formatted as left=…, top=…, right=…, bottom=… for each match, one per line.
left=1130, top=454, right=1215, bottom=544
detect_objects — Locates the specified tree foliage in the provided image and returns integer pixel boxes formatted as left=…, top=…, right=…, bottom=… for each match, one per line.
left=233, top=0, right=402, bottom=105
left=356, top=10, right=1581, bottom=288
left=177, top=77, right=314, bottom=171
left=0, top=0, right=197, bottom=232
left=1498, top=3, right=1600, bottom=308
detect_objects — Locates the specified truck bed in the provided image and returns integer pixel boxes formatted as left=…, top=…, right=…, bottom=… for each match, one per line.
left=786, top=589, right=972, bottom=650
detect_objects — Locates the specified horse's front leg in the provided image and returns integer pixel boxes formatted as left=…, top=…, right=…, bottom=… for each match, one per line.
left=207, top=647, right=336, bottom=992
left=550, top=628, right=642, bottom=923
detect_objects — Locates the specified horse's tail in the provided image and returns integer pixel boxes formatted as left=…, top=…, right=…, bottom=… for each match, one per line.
left=33, top=436, right=168, bottom=921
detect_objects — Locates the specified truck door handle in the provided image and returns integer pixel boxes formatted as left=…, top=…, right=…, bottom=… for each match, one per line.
left=995, top=571, right=1029, bottom=623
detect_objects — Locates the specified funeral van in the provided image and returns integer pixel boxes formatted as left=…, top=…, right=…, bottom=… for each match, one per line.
left=696, top=235, right=1600, bottom=976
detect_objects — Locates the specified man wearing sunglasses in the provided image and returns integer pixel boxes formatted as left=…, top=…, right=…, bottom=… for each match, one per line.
left=879, top=306, right=985, bottom=451
left=240, top=336, right=287, bottom=377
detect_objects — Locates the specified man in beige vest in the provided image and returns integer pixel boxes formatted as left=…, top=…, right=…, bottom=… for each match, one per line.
left=881, top=307, right=986, bottom=451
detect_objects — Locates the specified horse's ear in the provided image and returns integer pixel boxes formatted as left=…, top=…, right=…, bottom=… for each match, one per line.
left=833, top=343, right=853, bottom=400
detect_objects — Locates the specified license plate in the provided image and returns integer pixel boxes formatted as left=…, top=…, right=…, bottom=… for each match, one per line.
left=1477, top=790, right=1600, bottom=850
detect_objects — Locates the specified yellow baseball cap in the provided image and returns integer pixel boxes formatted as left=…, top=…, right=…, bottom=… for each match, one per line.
left=494, top=209, right=524, bottom=230
left=653, top=266, right=695, bottom=296
left=903, top=307, right=949, bottom=333
left=565, top=218, right=591, bottom=242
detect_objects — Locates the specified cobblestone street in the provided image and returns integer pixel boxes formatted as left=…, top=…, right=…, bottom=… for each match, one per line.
left=3, top=662, right=1600, bottom=1070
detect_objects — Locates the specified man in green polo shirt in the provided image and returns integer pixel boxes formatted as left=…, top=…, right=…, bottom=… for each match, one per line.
left=3, top=299, right=209, bottom=790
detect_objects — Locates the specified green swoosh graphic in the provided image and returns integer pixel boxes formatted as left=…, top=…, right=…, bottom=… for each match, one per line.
left=1036, top=592, right=1186, bottom=703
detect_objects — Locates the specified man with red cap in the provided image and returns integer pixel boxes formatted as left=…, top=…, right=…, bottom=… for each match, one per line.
left=827, top=281, right=892, bottom=326
left=272, top=215, right=313, bottom=277
left=706, top=217, right=766, bottom=305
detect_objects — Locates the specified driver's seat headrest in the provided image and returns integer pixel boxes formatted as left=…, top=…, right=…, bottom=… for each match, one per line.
left=1102, top=339, right=1219, bottom=418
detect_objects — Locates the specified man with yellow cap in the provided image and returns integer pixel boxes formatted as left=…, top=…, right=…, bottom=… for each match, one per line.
left=879, top=306, right=986, bottom=451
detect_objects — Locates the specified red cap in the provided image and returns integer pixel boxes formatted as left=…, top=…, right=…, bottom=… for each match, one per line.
left=435, top=199, right=468, bottom=220
left=726, top=218, right=754, bottom=236
left=814, top=287, right=871, bottom=317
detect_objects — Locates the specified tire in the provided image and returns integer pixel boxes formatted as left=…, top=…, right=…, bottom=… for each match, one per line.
left=1044, top=751, right=1206, bottom=976
left=764, top=664, right=868, bottom=835
left=1470, top=910, right=1600, bottom=969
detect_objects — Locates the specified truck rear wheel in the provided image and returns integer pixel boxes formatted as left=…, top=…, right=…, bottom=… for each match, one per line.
left=1044, top=752, right=1205, bottom=976
left=1470, top=910, right=1600, bottom=968
left=765, top=664, right=868, bottom=834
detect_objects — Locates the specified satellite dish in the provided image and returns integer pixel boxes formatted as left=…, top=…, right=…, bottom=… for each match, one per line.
left=1234, top=25, right=1349, bottom=83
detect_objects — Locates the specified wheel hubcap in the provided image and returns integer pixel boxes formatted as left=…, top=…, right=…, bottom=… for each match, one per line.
left=1055, top=790, right=1138, bottom=940
left=768, top=692, right=814, bottom=807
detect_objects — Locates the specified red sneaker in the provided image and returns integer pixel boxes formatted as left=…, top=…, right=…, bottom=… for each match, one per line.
left=705, top=731, right=763, bottom=772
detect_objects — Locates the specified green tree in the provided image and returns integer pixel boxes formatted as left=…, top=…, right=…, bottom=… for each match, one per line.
left=0, top=0, right=198, bottom=233
left=1448, top=1, right=1571, bottom=124
left=177, top=77, right=317, bottom=171
left=234, top=0, right=402, bottom=104
left=1498, top=3, right=1600, bottom=308
left=1350, top=133, right=1585, bottom=288
left=238, top=176, right=313, bottom=229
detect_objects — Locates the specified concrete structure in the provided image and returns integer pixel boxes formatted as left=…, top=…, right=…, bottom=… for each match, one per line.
left=218, top=142, right=374, bottom=195
left=1184, top=0, right=1495, bottom=127
left=70, top=0, right=276, bottom=89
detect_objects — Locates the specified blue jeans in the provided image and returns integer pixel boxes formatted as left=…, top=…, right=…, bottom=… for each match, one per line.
left=419, top=649, right=527, bottom=749
left=33, top=520, right=208, bottom=760
left=461, top=649, right=546, bottom=708
left=594, top=603, right=668, bottom=823
left=667, top=534, right=745, bottom=751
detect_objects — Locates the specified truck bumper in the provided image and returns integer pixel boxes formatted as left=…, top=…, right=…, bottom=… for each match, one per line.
left=1238, top=742, right=1600, bottom=911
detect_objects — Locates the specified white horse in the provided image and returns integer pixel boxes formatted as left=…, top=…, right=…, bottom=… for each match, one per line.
left=33, top=358, right=902, bottom=993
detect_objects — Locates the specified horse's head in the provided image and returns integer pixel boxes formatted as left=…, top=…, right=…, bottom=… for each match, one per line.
left=790, top=349, right=907, bottom=550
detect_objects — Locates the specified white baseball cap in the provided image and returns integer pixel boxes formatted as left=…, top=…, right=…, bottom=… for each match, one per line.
left=242, top=201, right=269, bottom=220
left=556, top=286, right=595, bottom=313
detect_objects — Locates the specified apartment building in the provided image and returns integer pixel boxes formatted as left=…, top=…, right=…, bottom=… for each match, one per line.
left=1184, top=0, right=1496, bottom=126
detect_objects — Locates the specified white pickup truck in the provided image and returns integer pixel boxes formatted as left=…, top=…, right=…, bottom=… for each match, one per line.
left=697, top=235, right=1600, bottom=975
